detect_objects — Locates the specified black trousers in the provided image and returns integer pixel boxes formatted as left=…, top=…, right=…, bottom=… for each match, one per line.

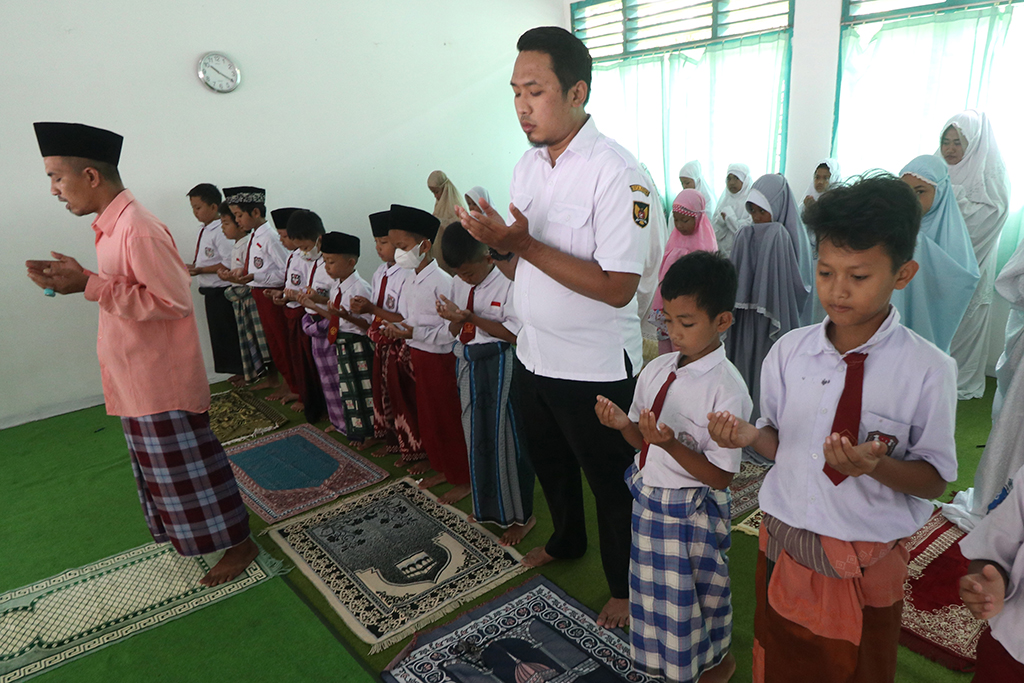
left=513, top=357, right=637, bottom=599
left=199, top=287, right=243, bottom=376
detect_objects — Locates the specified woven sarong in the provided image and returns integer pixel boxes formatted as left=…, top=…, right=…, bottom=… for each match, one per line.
left=337, top=331, right=375, bottom=442
left=369, top=321, right=399, bottom=449
left=224, top=285, right=269, bottom=382
left=121, top=411, right=250, bottom=556
left=302, top=313, right=346, bottom=434
left=410, top=348, right=469, bottom=485
left=455, top=341, right=533, bottom=527
left=626, top=463, right=732, bottom=683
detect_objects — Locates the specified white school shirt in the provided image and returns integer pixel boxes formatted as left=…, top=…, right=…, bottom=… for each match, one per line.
left=283, top=251, right=320, bottom=309
left=509, top=116, right=651, bottom=382
left=399, top=260, right=455, bottom=354
left=245, top=223, right=289, bottom=288
left=450, top=266, right=521, bottom=345
left=327, top=272, right=373, bottom=335
left=371, top=262, right=407, bottom=314
left=230, top=237, right=247, bottom=271
left=303, top=257, right=336, bottom=315
left=191, top=219, right=232, bottom=288
left=960, top=462, right=1024, bottom=664
left=629, top=346, right=753, bottom=489
left=756, top=307, right=958, bottom=543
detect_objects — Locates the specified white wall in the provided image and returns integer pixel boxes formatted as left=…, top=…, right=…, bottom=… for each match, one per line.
left=0, top=0, right=566, bottom=429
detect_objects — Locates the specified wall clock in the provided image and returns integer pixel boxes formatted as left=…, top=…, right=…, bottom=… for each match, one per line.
left=197, top=52, right=241, bottom=93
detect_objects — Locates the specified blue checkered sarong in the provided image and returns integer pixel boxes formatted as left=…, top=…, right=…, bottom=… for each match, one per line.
left=626, top=462, right=732, bottom=683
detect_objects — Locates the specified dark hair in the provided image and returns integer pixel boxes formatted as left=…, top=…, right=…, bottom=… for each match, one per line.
left=660, top=251, right=738, bottom=318
left=234, top=202, right=266, bottom=218
left=816, top=163, right=831, bottom=173
left=803, top=172, right=920, bottom=270
left=187, top=183, right=221, bottom=206
left=217, top=202, right=234, bottom=218
left=517, top=27, right=592, bottom=106
left=66, top=156, right=121, bottom=184
left=441, top=222, right=487, bottom=269
left=287, top=209, right=325, bottom=241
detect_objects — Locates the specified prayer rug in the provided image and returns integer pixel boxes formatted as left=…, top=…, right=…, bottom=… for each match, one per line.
left=383, top=576, right=661, bottom=683
left=209, top=389, right=287, bottom=446
left=729, top=461, right=771, bottom=520
left=0, top=542, right=284, bottom=682
left=226, top=424, right=388, bottom=523
left=900, top=509, right=988, bottom=672
left=733, top=508, right=765, bottom=537
left=267, top=478, right=527, bottom=652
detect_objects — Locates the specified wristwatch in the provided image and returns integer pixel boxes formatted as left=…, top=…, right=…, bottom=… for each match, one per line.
left=488, top=247, right=515, bottom=262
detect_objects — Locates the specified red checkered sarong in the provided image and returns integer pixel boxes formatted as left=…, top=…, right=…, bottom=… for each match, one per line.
left=121, top=411, right=251, bottom=556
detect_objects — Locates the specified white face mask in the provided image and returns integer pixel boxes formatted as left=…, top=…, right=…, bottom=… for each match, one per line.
left=394, top=242, right=426, bottom=270
left=300, top=245, right=321, bottom=262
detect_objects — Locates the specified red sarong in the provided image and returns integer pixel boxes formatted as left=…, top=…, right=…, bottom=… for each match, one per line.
left=251, top=288, right=296, bottom=392
left=409, top=348, right=469, bottom=486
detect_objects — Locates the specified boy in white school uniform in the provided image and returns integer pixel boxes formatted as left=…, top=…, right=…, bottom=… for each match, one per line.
left=708, top=175, right=958, bottom=682
left=596, top=251, right=749, bottom=683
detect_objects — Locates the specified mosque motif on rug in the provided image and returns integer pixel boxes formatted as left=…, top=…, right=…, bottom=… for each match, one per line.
left=209, top=389, right=287, bottom=446
left=729, top=461, right=771, bottom=520
left=267, top=478, right=526, bottom=652
left=899, top=509, right=987, bottom=672
left=226, top=424, right=389, bottom=523
left=0, top=542, right=283, bottom=682
left=383, top=576, right=660, bottom=683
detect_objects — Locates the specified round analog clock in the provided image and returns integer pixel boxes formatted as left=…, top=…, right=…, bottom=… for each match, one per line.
left=197, top=52, right=241, bottom=93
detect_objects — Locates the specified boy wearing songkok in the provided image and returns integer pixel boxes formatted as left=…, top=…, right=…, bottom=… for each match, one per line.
left=186, top=183, right=243, bottom=382
left=596, top=251, right=748, bottom=683
left=349, top=211, right=422, bottom=459
left=437, top=222, right=535, bottom=545
left=225, top=186, right=292, bottom=400
left=959, top=460, right=1024, bottom=681
left=709, top=175, right=958, bottom=682
left=216, top=203, right=271, bottom=386
left=382, top=204, right=471, bottom=505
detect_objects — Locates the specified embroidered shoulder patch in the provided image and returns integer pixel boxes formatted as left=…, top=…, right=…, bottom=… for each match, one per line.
left=867, top=430, right=898, bottom=456
left=253, top=256, right=264, bottom=269
left=633, top=201, right=650, bottom=228
left=290, top=273, right=301, bottom=285
left=630, top=184, right=650, bottom=196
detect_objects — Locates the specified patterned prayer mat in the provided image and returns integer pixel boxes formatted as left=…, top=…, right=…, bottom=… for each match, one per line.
left=0, top=542, right=283, bottom=682
left=383, top=576, right=660, bottom=683
left=729, top=461, right=771, bottom=520
left=900, top=510, right=987, bottom=672
left=226, top=424, right=389, bottom=523
left=732, top=507, right=765, bottom=537
left=267, top=478, right=527, bottom=652
left=209, top=389, right=287, bottom=446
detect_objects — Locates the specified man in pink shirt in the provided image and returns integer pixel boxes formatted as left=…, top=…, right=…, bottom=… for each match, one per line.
left=25, top=122, right=257, bottom=586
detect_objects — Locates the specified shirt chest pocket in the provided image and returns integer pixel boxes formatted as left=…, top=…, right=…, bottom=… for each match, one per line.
left=546, top=202, right=593, bottom=255
left=859, top=411, right=911, bottom=460
left=667, top=413, right=707, bottom=456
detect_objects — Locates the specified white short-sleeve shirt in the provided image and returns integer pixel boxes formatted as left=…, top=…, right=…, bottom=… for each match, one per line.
left=371, top=262, right=407, bottom=314
left=284, top=251, right=319, bottom=309
left=245, top=223, right=289, bottom=288
left=629, top=346, right=753, bottom=489
left=230, top=237, right=247, bottom=271
left=303, top=256, right=336, bottom=315
left=327, top=271, right=373, bottom=335
left=756, top=307, right=959, bottom=543
left=191, top=219, right=233, bottom=288
left=509, top=116, right=652, bottom=381
left=400, top=260, right=455, bottom=354
left=450, top=265, right=521, bottom=345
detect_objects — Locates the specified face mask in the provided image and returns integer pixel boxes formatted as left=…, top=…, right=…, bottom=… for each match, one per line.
left=395, top=242, right=426, bottom=270
left=300, top=245, right=321, bottom=262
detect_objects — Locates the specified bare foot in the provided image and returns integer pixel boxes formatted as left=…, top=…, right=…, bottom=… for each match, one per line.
left=466, top=513, right=477, bottom=523
left=228, top=374, right=246, bottom=388
left=288, top=400, right=305, bottom=412
left=350, top=437, right=383, bottom=451
left=266, top=388, right=288, bottom=401
left=500, top=516, right=537, bottom=546
left=278, top=392, right=300, bottom=405
left=250, top=375, right=280, bottom=391
left=200, top=537, right=259, bottom=587
left=324, top=424, right=337, bottom=433
left=406, top=461, right=431, bottom=475
left=438, top=483, right=471, bottom=505
left=520, top=545, right=557, bottom=569
left=699, top=652, right=736, bottom=683
left=419, top=473, right=447, bottom=489
left=596, top=597, right=629, bottom=629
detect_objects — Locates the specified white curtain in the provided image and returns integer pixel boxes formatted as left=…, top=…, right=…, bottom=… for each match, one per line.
left=588, top=31, right=792, bottom=211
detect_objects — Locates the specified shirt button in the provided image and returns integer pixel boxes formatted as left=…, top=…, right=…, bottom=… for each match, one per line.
left=812, top=453, right=818, bottom=460
left=810, top=495, right=816, bottom=502
left=821, top=408, right=828, bottom=414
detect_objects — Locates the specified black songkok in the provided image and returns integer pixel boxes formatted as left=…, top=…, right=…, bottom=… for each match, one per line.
left=224, top=186, right=266, bottom=204
left=270, top=207, right=302, bottom=231
left=389, top=204, right=440, bottom=241
left=34, top=122, right=123, bottom=166
left=321, top=231, right=360, bottom=257
left=368, top=211, right=391, bottom=238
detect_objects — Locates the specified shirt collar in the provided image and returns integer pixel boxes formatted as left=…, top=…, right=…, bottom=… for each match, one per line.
left=675, top=343, right=727, bottom=378
left=385, top=262, right=402, bottom=276
left=811, top=305, right=902, bottom=357
left=414, top=259, right=439, bottom=284
left=532, top=115, right=600, bottom=165
left=476, top=265, right=501, bottom=289
left=91, top=189, right=134, bottom=237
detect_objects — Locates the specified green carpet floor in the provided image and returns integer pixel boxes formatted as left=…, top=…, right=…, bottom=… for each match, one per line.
left=0, top=377, right=995, bottom=682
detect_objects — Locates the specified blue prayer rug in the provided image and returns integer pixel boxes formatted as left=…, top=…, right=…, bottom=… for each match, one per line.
left=383, top=576, right=659, bottom=683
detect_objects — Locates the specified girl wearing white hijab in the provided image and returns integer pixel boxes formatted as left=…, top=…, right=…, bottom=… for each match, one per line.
left=678, top=160, right=716, bottom=215
left=711, top=163, right=753, bottom=258
left=938, top=110, right=1012, bottom=399
left=427, top=170, right=467, bottom=274
left=464, top=186, right=491, bottom=214
left=802, top=158, right=841, bottom=206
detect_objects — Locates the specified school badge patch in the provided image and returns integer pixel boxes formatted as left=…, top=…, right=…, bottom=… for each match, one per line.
left=385, top=294, right=396, bottom=310
left=290, top=273, right=301, bottom=285
left=633, top=201, right=650, bottom=228
left=316, top=287, right=330, bottom=297
left=204, top=246, right=216, bottom=258
left=867, top=430, right=898, bottom=456
left=253, top=256, right=264, bottom=269
left=678, top=431, right=700, bottom=452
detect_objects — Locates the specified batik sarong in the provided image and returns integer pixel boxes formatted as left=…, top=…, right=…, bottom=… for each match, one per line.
left=368, top=321, right=397, bottom=448
left=301, top=313, right=346, bottom=433
left=626, top=463, right=732, bottom=683
left=121, top=411, right=250, bottom=556
left=380, top=333, right=426, bottom=462
left=337, top=331, right=375, bottom=443
left=224, top=285, right=269, bottom=383
left=455, top=341, right=533, bottom=527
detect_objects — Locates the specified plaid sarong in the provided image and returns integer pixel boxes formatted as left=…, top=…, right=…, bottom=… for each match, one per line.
left=626, top=463, right=732, bottom=683
left=337, top=331, right=375, bottom=442
left=121, top=411, right=251, bottom=556
left=302, top=313, right=347, bottom=434
left=224, top=285, right=269, bottom=382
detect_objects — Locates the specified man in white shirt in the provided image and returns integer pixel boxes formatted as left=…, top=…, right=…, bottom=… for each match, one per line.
left=458, top=26, right=651, bottom=628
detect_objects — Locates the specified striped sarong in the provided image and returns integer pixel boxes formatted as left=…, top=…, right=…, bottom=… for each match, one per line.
left=455, top=341, right=533, bottom=527
left=337, top=332, right=375, bottom=442
left=302, top=313, right=346, bottom=434
left=121, top=411, right=251, bottom=556
left=224, top=285, right=269, bottom=382
left=626, top=463, right=732, bottom=683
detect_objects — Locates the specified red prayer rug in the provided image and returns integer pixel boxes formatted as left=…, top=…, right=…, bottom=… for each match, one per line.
left=900, top=509, right=989, bottom=672
left=729, top=461, right=771, bottom=520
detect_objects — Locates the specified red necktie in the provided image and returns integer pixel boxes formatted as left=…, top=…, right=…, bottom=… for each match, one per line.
left=638, top=371, right=676, bottom=469
left=242, top=232, right=256, bottom=276
left=327, top=288, right=344, bottom=344
left=823, top=352, right=868, bottom=486
left=375, top=273, right=389, bottom=308
left=192, top=227, right=205, bottom=265
left=459, top=286, right=477, bottom=344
